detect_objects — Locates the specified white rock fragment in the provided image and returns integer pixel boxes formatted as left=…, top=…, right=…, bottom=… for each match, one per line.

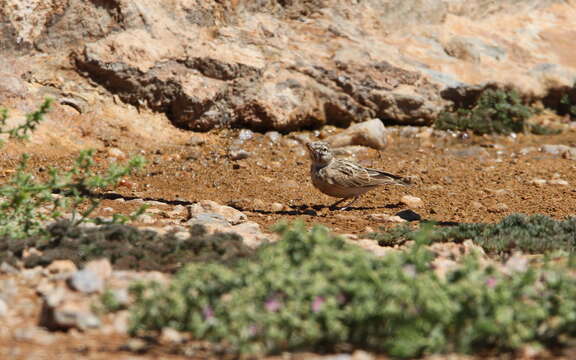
left=188, top=200, right=247, bottom=225
left=529, top=178, right=547, bottom=186
left=270, top=202, right=284, bottom=212
left=325, top=119, right=389, bottom=150
left=365, top=214, right=407, bottom=223
left=400, top=195, right=424, bottom=208
left=548, top=179, right=569, bottom=186
left=68, top=269, right=104, bottom=294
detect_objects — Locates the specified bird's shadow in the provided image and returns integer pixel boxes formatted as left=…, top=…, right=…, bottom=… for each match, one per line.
left=247, top=203, right=462, bottom=226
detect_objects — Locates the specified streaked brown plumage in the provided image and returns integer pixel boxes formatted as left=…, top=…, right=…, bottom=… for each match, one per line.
left=306, top=141, right=409, bottom=209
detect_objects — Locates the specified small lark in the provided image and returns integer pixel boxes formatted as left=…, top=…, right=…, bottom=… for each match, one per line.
left=306, top=141, right=409, bottom=210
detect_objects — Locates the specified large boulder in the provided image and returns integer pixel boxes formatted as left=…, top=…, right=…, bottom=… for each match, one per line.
left=1, top=0, right=575, bottom=131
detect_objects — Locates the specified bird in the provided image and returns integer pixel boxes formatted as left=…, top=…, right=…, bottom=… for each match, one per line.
left=305, top=141, right=409, bottom=210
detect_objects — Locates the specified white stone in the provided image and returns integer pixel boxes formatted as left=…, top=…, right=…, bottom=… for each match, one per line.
left=400, top=195, right=424, bottom=208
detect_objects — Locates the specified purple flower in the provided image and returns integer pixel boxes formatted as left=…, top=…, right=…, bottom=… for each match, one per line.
left=265, top=297, right=282, bottom=312
left=312, top=296, right=325, bottom=313
left=202, top=306, right=214, bottom=320
left=486, top=277, right=498, bottom=288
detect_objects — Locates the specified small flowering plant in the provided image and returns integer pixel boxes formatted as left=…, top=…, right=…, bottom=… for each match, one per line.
left=129, top=222, right=576, bottom=358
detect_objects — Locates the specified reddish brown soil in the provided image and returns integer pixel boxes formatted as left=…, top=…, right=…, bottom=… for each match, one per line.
left=18, top=128, right=573, bottom=234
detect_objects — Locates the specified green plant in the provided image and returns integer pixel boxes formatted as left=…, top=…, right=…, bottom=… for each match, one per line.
left=0, top=98, right=52, bottom=145
left=365, top=214, right=576, bottom=254
left=0, top=100, right=146, bottom=239
left=0, top=149, right=145, bottom=239
left=0, top=221, right=254, bottom=271
left=436, top=89, right=536, bottom=135
left=560, top=93, right=576, bottom=118
left=99, top=289, right=126, bottom=313
left=127, top=221, right=576, bottom=358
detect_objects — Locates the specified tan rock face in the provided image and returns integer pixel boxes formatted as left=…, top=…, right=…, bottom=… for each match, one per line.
left=2, top=0, right=576, bottom=131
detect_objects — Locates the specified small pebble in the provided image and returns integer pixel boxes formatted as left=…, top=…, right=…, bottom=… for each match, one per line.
left=123, top=338, right=148, bottom=353
left=187, top=134, right=205, bottom=146
left=400, top=195, right=424, bottom=208
left=529, top=178, right=547, bottom=186
left=229, top=149, right=250, bottom=160
left=270, top=202, right=284, bottom=212
left=365, top=214, right=406, bottom=223
left=160, top=327, right=184, bottom=344
left=252, top=199, right=266, bottom=209
left=144, top=200, right=167, bottom=207
left=548, top=179, right=569, bottom=186
left=265, top=131, right=282, bottom=143
left=238, top=129, right=254, bottom=142
left=107, top=147, right=126, bottom=160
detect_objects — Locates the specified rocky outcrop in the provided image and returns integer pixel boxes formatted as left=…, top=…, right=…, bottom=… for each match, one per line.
left=2, top=0, right=576, bottom=131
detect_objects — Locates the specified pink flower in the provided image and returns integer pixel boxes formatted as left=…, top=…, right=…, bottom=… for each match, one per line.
left=202, top=306, right=214, bottom=320
left=486, top=277, right=498, bottom=288
left=265, top=297, right=282, bottom=312
left=312, top=296, right=325, bottom=313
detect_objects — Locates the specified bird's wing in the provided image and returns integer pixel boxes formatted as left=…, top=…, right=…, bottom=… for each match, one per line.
left=329, top=160, right=383, bottom=188
left=365, top=168, right=409, bottom=186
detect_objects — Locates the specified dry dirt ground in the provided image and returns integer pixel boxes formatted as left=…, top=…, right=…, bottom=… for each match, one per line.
left=1, top=111, right=576, bottom=359
left=4, top=122, right=575, bottom=233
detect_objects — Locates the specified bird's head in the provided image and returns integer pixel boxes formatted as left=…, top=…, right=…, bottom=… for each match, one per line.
left=306, top=141, right=334, bottom=166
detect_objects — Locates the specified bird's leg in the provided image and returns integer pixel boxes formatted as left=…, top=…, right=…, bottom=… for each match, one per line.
left=328, top=198, right=347, bottom=210
left=340, top=196, right=360, bottom=210
left=330, top=196, right=360, bottom=211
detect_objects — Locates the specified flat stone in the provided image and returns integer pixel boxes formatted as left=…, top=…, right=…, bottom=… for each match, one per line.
left=188, top=200, right=247, bottom=225
left=68, top=269, right=104, bottom=294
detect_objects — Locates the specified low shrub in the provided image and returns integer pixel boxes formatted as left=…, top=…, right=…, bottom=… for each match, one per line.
left=0, top=221, right=254, bottom=271
left=0, top=100, right=145, bottom=239
left=366, top=214, right=576, bottom=254
left=128, top=221, right=576, bottom=358
left=436, top=89, right=552, bottom=135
